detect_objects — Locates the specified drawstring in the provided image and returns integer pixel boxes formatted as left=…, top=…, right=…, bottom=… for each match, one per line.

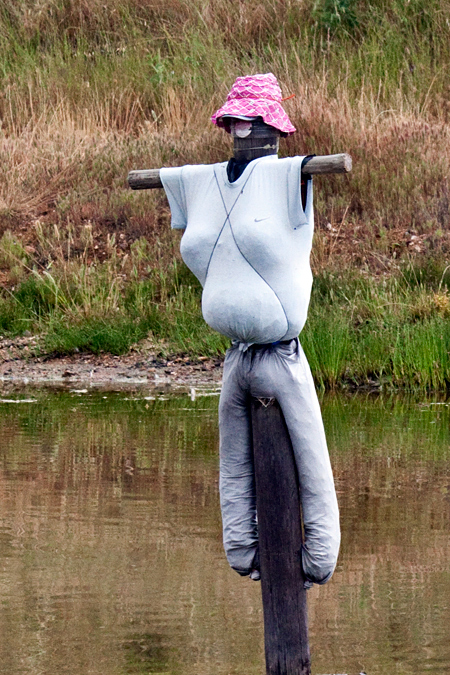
left=232, top=341, right=254, bottom=352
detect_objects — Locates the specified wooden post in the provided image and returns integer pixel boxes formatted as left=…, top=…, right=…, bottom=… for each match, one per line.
left=127, top=147, right=351, bottom=674
left=251, top=397, right=311, bottom=675
left=231, top=118, right=280, bottom=161
left=127, top=153, right=352, bottom=190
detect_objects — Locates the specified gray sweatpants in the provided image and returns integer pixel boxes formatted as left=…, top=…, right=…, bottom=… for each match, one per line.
left=219, top=338, right=341, bottom=585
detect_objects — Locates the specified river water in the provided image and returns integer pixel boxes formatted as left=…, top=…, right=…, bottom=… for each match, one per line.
left=0, top=388, right=448, bottom=675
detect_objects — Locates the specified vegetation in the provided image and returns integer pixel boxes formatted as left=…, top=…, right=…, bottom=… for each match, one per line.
left=0, top=0, right=449, bottom=390
left=303, top=261, right=450, bottom=390
left=0, top=226, right=228, bottom=356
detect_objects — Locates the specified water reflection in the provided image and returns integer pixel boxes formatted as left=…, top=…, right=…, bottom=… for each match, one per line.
left=0, top=389, right=448, bottom=675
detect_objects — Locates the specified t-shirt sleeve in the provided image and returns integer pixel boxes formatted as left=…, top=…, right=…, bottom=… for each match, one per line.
left=160, top=166, right=187, bottom=230
left=286, top=156, right=312, bottom=230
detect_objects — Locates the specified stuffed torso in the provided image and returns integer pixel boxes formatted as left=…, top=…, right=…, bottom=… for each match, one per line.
left=161, top=155, right=314, bottom=344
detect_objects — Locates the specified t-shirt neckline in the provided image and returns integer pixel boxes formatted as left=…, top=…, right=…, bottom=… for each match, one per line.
left=222, top=154, right=277, bottom=188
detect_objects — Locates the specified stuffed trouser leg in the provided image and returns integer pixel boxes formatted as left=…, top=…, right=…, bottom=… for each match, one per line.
left=219, top=339, right=340, bottom=585
left=219, top=349, right=258, bottom=576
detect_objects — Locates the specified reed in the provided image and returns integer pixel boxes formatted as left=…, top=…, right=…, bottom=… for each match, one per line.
left=302, top=264, right=450, bottom=390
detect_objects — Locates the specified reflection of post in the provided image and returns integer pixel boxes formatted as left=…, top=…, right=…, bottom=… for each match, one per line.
left=251, top=397, right=311, bottom=675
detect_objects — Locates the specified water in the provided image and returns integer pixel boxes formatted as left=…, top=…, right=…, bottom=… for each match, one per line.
left=0, top=388, right=448, bottom=675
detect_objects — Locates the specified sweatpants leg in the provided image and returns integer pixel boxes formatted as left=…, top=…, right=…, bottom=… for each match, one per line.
left=249, top=340, right=341, bottom=584
left=218, top=346, right=258, bottom=575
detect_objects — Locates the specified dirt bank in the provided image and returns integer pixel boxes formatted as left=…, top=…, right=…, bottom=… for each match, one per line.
left=0, top=336, right=223, bottom=390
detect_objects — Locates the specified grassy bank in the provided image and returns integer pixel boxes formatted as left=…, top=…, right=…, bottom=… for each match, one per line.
left=0, top=0, right=449, bottom=390
left=1, top=227, right=449, bottom=391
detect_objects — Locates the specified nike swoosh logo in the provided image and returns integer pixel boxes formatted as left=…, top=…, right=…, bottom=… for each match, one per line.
left=254, top=217, right=270, bottom=222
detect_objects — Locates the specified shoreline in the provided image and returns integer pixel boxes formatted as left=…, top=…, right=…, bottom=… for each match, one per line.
left=1, top=355, right=449, bottom=399
left=0, top=336, right=223, bottom=391
left=1, top=338, right=449, bottom=397
left=1, top=349, right=449, bottom=399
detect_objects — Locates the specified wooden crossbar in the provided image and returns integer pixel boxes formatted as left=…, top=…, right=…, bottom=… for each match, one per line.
left=127, top=153, right=352, bottom=190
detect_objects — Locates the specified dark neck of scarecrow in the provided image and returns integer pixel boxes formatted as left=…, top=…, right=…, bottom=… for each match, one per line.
left=232, top=119, right=280, bottom=162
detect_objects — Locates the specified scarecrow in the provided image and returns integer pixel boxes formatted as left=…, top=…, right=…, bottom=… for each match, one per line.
left=160, top=74, right=340, bottom=587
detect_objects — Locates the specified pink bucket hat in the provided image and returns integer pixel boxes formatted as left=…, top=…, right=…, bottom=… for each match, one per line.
left=211, top=73, right=296, bottom=135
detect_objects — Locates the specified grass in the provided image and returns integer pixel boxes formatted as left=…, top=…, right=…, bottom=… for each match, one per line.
left=302, top=264, right=450, bottom=390
left=0, top=227, right=229, bottom=357
left=0, top=0, right=449, bottom=390
left=1, top=0, right=450, bottom=251
left=1, top=224, right=449, bottom=390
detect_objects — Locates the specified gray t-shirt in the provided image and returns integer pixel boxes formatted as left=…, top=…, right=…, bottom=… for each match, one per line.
left=161, top=155, right=313, bottom=344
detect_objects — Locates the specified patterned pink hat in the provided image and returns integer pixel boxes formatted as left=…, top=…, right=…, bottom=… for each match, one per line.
left=211, top=73, right=296, bottom=135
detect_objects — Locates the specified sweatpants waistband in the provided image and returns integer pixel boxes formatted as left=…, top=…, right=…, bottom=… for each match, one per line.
left=232, top=338, right=296, bottom=352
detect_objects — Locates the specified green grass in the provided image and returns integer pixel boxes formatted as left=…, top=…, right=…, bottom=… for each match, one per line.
left=1, top=235, right=449, bottom=391
left=0, top=237, right=229, bottom=357
left=302, top=264, right=450, bottom=390
left=303, top=310, right=450, bottom=391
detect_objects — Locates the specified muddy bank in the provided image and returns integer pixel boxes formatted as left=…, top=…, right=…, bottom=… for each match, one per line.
left=0, top=336, right=223, bottom=390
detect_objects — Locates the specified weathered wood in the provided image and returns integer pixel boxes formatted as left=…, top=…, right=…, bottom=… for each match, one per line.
left=127, top=153, right=352, bottom=190
left=232, top=118, right=280, bottom=161
left=251, top=397, right=311, bottom=675
left=305, top=152, right=352, bottom=174
left=128, top=168, right=163, bottom=190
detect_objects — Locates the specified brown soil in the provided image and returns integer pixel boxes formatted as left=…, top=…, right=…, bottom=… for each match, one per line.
left=0, top=336, right=223, bottom=390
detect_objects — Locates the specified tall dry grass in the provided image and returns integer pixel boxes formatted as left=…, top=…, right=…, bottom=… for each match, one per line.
left=1, top=0, right=450, bottom=262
